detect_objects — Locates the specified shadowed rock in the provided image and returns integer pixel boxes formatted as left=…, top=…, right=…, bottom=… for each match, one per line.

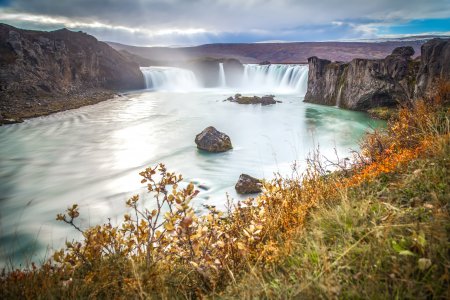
left=235, top=174, right=262, bottom=194
left=195, top=126, right=232, bottom=152
left=415, top=38, right=450, bottom=98
left=0, top=24, right=145, bottom=123
left=391, top=46, right=415, bottom=57
left=304, top=39, right=450, bottom=111
left=304, top=46, right=418, bottom=110
left=226, top=94, right=280, bottom=105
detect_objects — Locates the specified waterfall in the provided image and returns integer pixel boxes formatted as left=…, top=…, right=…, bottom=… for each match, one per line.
left=242, top=64, right=309, bottom=95
left=140, top=66, right=199, bottom=91
left=336, top=85, right=343, bottom=108
left=140, top=64, right=308, bottom=95
left=218, top=63, right=226, bottom=87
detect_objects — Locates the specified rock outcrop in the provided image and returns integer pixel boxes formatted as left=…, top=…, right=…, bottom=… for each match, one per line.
left=415, top=39, right=450, bottom=98
left=304, top=39, right=449, bottom=110
left=195, top=126, right=233, bottom=152
left=184, top=58, right=244, bottom=87
left=305, top=46, right=419, bottom=110
left=0, top=24, right=145, bottom=123
left=235, top=174, right=262, bottom=194
left=226, top=94, right=280, bottom=105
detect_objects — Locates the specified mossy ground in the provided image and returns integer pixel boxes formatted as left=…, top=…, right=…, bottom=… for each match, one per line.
left=368, top=106, right=397, bottom=120
left=220, top=137, right=449, bottom=299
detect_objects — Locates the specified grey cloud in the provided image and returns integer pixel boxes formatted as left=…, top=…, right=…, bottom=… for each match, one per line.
left=6, top=0, right=450, bottom=29
left=1, top=0, right=449, bottom=45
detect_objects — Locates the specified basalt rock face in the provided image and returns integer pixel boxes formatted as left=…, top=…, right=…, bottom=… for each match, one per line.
left=305, top=46, right=420, bottom=110
left=415, top=39, right=450, bottom=98
left=0, top=24, right=145, bottom=122
left=184, top=58, right=244, bottom=87
left=305, top=57, right=346, bottom=107
left=305, top=39, right=450, bottom=111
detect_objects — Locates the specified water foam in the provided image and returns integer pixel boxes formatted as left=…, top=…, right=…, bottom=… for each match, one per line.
left=141, top=64, right=309, bottom=95
left=141, top=66, right=199, bottom=92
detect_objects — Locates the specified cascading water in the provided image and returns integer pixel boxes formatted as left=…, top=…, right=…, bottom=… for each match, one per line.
left=242, top=64, right=309, bottom=94
left=140, top=64, right=309, bottom=95
left=219, top=63, right=226, bottom=87
left=140, top=66, right=199, bottom=91
left=336, top=85, right=343, bottom=108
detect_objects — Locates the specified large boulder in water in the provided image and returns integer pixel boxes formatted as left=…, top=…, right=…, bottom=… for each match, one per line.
left=235, top=174, right=262, bottom=194
left=195, top=126, right=232, bottom=152
left=226, top=94, right=279, bottom=105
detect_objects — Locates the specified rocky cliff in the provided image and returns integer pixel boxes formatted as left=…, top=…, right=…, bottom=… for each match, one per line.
left=415, top=39, right=450, bottom=98
left=304, top=39, right=449, bottom=110
left=0, top=24, right=145, bottom=123
left=183, top=58, right=244, bottom=87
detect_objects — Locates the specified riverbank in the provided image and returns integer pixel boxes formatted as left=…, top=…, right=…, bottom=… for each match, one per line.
left=0, top=24, right=145, bottom=125
left=1, top=83, right=448, bottom=298
left=224, top=136, right=449, bottom=298
left=0, top=89, right=117, bottom=125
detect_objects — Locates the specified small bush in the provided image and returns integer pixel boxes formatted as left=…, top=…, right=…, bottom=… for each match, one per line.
left=1, top=82, right=449, bottom=299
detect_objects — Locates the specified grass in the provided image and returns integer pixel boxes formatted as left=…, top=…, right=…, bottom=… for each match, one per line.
left=367, top=106, right=397, bottom=120
left=1, top=83, right=449, bottom=299
left=220, top=137, right=449, bottom=299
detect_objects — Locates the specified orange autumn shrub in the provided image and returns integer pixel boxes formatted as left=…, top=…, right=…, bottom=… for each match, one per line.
left=1, top=82, right=448, bottom=298
left=52, top=161, right=336, bottom=283
left=353, top=81, right=449, bottom=186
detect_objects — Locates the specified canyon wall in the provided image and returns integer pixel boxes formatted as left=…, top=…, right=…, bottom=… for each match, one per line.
left=305, top=39, right=450, bottom=110
left=183, top=58, right=244, bottom=87
left=415, top=38, right=450, bottom=98
left=0, top=24, right=145, bottom=122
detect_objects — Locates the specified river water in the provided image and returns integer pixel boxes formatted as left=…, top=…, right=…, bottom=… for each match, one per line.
left=0, top=65, right=383, bottom=268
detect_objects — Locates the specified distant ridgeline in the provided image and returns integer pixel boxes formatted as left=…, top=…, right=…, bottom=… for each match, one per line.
left=1, top=23, right=448, bottom=124
left=304, top=39, right=450, bottom=110
left=0, top=23, right=145, bottom=123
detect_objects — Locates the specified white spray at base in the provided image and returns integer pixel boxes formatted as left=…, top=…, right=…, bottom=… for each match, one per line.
left=141, top=64, right=308, bottom=95
left=219, top=63, right=227, bottom=87
left=141, top=66, right=199, bottom=92
left=242, top=64, right=308, bottom=94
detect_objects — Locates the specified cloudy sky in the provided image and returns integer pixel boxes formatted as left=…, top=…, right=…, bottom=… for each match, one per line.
left=0, top=0, right=449, bottom=46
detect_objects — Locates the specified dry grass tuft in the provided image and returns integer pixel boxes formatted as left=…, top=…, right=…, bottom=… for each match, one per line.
left=1, top=83, right=449, bottom=299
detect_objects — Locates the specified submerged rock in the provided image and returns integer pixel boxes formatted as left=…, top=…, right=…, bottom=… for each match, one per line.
left=235, top=174, right=262, bottom=194
left=195, top=126, right=232, bottom=152
left=226, top=94, right=280, bottom=106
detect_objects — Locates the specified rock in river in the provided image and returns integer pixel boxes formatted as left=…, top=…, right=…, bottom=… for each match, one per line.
left=226, top=94, right=280, bottom=106
left=235, top=174, right=263, bottom=194
left=195, top=126, right=233, bottom=152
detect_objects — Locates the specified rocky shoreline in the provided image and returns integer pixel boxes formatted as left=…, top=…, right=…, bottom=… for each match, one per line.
left=0, top=24, right=145, bottom=125
left=0, top=88, right=117, bottom=124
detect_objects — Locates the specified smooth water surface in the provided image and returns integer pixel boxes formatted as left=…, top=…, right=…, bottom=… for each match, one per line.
left=0, top=90, right=383, bottom=267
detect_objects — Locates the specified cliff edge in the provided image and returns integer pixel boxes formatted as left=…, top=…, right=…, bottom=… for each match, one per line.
left=304, top=39, right=450, bottom=110
left=0, top=24, right=145, bottom=123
